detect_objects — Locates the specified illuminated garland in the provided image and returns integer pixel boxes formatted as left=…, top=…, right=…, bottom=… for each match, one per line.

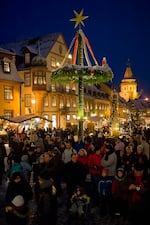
left=51, top=28, right=113, bottom=85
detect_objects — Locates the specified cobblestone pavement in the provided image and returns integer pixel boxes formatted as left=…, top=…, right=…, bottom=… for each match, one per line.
left=0, top=178, right=129, bottom=225
left=1, top=177, right=149, bottom=225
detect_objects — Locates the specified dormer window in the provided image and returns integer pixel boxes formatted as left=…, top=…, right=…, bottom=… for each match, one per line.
left=4, top=62, right=10, bottom=73
left=25, top=53, right=30, bottom=64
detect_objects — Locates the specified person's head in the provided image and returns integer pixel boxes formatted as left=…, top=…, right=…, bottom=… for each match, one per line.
left=117, top=167, right=125, bottom=178
left=35, top=145, right=42, bottom=153
left=60, top=142, right=66, bottom=149
left=39, top=154, right=45, bottom=163
left=65, top=141, right=72, bottom=149
left=71, top=153, right=78, bottom=163
left=21, top=154, right=28, bottom=162
left=116, top=137, right=121, bottom=143
left=76, top=186, right=85, bottom=195
left=126, top=145, right=133, bottom=154
left=43, top=152, right=51, bottom=163
left=10, top=172, right=23, bottom=183
left=133, top=163, right=144, bottom=177
left=78, top=148, right=87, bottom=156
left=137, top=145, right=143, bottom=154
left=105, top=142, right=114, bottom=153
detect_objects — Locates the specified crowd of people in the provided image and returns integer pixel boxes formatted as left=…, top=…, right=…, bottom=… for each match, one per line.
left=0, top=127, right=150, bottom=225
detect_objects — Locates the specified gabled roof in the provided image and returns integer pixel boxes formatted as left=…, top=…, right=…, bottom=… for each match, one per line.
left=0, top=32, right=61, bottom=57
left=0, top=49, right=23, bottom=83
left=0, top=48, right=15, bottom=55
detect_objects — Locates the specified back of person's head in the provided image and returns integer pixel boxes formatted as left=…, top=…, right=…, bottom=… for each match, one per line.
left=10, top=171, right=24, bottom=181
left=105, top=142, right=114, bottom=152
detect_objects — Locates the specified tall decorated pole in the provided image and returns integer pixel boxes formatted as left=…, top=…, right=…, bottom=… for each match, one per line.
left=51, top=10, right=114, bottom=139
left=77, top=31, right=84, bottom=137
left=70, top=10, right=89, bottom=137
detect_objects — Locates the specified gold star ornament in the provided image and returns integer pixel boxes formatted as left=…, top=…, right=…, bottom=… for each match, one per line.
left=70, top=9, right=89, bottom=28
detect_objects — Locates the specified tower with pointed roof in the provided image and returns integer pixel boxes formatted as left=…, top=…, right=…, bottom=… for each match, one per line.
left=119, top=60, right=139, bottom=102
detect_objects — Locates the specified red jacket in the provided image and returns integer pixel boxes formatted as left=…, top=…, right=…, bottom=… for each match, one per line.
left=88, top=153, right=102, bottom=175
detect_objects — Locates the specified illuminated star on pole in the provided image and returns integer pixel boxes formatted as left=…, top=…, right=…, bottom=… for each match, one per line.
left=70, top=9, right=89, bottom=28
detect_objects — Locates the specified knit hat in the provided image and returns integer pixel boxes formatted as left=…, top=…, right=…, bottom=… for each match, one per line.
left=105, top=142, right=114, bottom=152
left=134, top=163, right=144, bottom=171
left=11, top=195, right=24, bottom=207
left=21, top=154, right=28, bottom=161
left=117, top=167, right=125, bottom=173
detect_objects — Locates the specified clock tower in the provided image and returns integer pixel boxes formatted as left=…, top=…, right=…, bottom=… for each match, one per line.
left=119, top=60, right=139, bottom=102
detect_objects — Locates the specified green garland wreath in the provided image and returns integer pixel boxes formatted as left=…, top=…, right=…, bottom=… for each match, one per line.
left=51, top=64, right=113, bottom=84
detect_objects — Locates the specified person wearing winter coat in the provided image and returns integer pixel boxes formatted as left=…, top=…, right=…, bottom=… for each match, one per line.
left=20, top=154, right=32, bottom=181
left=63, top=153, right=87, bottom=198
left=98, top=168, right=112, bottom=216
left=5, top=171, right=33, bottom=225
left=0, top=137, right=7, bottom=185
left=88, top=147, right=103, bottom=202
left=128, top=163, right=150, bottom=225
left=111, top=167, right=129, bottom=219
left=62, top=141, right=77, bottom=164
left=101, top=142, right=117, bottom=178
left=35, top=171, right=57, bottom=225
left=69, top=186, right=90, bottom=217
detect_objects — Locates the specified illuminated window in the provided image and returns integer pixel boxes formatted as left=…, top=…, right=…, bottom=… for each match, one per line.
left=66, top=98, right=70, bottom=107
left=72, top=114, right=77, bottom=119
left=51, top=96, right=56, bottom=107
left=43, top=96, right=49, bottom=106
left=66, top=84, right=70, bottom=92
left=59, top=96, right=64, bottom=108
left=72, top=98, right=77, bottom=107
left=33, top=72, right=46, bottom=85
left=24, top=73, right=31, bottom=86
left=4, top=110, right=13, bottom=118
left=66, top=114, right=70, bottom=121
left=51, top=114, right=56, bottom=128
left=51, top=57, right=56, bottom=67
left=71, top=84, right=76, bottom=92
left=4, top=86, right=13, bottom=100
left=25, top=94, right=31, bottom=107
left=25, top=53, right=30, bottom=64
left=3, top=62, right=10, bottom=73
left=51, top=84, right=56, bottom=92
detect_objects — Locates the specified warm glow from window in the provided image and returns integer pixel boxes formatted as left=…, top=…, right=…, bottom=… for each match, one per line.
left=68, top=54, right=72, bottom=59
left=31, top=99, right=36, bottom=104
left=56, top=62, right=60, bottom=67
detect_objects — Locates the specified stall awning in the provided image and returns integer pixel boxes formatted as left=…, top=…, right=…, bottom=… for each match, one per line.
left=0, top=115, right=52, bottom=123
left=87, top=116, right=101, bottom=122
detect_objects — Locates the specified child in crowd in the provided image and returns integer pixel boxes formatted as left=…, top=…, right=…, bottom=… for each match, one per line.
left=69, top=186, right=90, bottom=217
left=111, top=167, right=129, bottom=219
left=98, top=168, right=112, bottom=216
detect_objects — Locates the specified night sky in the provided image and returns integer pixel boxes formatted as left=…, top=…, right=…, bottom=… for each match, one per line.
left=1, top=0, right=150, bottom=96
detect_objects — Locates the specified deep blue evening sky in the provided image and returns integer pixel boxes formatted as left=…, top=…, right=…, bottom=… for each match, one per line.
left=1, top=0, right=150, bottom=96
